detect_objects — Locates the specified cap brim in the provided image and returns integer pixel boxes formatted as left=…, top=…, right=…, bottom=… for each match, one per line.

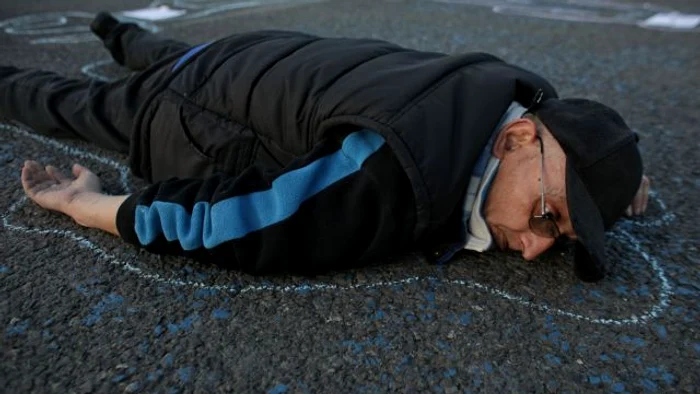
left=566, top=163, right=607, bottom=282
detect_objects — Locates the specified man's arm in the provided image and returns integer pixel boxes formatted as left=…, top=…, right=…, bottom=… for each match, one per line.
left=21, top=130, right=417, bottom=275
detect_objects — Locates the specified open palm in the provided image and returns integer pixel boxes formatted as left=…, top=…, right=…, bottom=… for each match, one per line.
left=21, top=160, right=103, bottom=213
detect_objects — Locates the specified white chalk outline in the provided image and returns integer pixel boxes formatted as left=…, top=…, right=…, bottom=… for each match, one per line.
left=0, top=11, right=160, bottom=45
left=81, top=60, right=117, bottom=82
left=432, top=0, right=699, bottom=32
left=0, top=122, right=675, bottom=326
left=0, top=0, right=328, bottom=45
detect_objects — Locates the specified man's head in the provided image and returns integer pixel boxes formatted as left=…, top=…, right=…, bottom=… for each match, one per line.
left=484, top=98, right=643, bottom=281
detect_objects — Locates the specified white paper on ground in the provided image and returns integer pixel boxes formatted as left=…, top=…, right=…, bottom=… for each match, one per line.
left=640, top=12, right=700, bottom=29
left=121, top=5, right=188, bottom=21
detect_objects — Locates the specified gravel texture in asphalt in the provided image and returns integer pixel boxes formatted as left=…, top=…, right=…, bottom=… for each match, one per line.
left=1, top=0, right=699, bottom=392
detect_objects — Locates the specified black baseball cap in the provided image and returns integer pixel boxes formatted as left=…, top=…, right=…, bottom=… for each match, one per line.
left=532, top=98, right=643, bottom=282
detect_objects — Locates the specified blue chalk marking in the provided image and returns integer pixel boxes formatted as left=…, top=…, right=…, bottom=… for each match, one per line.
left=147, top=369, right=164, bottom=382
left=615, top=286, right=628, bottom=295
left=154, top=325, right=165, bottom=336
left=177, top=367, right=194, bottom=383
left=676, top=287, right=696, bottom=296
left=140, top=339, right=150, bottom=353
left=167, top=314, right=200, bottom=334
left=545, top=354, right=561, bottom=366
left=268, top=384, right=289, bottom=394
left=82, top=293, right=124, bottom=327
left=635, top=285, right=651, bottom=297
left=194, top=288, right=218, bottom=298
left=694, top=343, right=700, bottom=353
left=424, top=291, right=436, bottom=302
left=611, top=382, right=625, bottom=392
left=560, top=341, right=570, bottom=352
left=6, top=319, right=30, bottom=337
left=211, top=308, right=231, bottom=320
left=395, top=355, right=413, bottom=373
left=372, top=309, right=386, bottom=320
left=619, top=336, right=646, bottom=348
left=191, top=301, right=206, bottom=310
left=459, top=313, right=472, bottom=326
left=640, top=378, right=658, bottom=390
left=343, top=341, right=363, bottom=355
left=112, top=374, right=127, bottom=383
left=654, top=324, right=668, bottom=339
left=483, top=362, right=493, bottom=373
left=601, top=374, right=612, bottom=383
left=589, top=376, right=601, bottom=385
left=600, top=354, right=610, bottom=361
left=444, top=368, right=457, bottom=378
left=0, top=265, right=10, bottom=273
left=163, top=353, right=174, bottom=367
left=661, top=372, right=675, bottom=385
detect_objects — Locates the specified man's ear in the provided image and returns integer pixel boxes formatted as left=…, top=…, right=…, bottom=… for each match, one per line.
left=492, top=118, right=539, bottom=159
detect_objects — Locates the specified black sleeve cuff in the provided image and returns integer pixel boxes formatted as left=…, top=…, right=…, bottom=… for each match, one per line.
left=116, top=192, right=144, bottom=246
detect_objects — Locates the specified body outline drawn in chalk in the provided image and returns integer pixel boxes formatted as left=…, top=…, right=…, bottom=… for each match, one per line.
left=0, top=0, right=327, bottom=45
left=432, top=0, right=700, bottom=33
left=0, top=121, right=676, bottom=326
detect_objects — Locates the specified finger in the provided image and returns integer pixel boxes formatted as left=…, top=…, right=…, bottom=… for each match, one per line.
left=46, top=165, right=71, bottom=183
left=625, top=206, right=633, bottom=217
left=634, top=176, right=649, bottom=215
left=21, top=163, right=53, bottom=196
left=21, top=163, right=35, bottom=195
left=22, top=161, right=52, bottom=187
left=633, top=188, right=644, bottom=216
left=72, top=163, right=92, bottom=178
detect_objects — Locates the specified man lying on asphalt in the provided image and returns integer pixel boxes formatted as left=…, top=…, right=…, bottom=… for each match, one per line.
left=1, top=12, right=650, bottom=282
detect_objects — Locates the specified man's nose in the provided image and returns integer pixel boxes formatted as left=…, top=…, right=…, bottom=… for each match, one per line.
left=520, top=233, right=556, bottom=261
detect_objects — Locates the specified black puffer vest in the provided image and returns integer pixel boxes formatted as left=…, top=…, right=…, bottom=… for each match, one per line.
left=129, top=30, right=557, bottom=242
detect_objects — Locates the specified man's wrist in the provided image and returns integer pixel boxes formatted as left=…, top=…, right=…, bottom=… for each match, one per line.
left=66, top=192, right=129, bottom=236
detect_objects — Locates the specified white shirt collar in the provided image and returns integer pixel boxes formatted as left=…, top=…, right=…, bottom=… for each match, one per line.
left=463, top=102, right=527, bottom=252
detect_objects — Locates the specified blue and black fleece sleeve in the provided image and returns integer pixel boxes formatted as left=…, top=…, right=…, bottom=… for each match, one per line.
left=116, top=130, right=416, bottom=275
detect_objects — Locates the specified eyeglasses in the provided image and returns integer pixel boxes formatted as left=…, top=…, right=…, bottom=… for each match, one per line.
left=528, top=135, right=562, bottom=239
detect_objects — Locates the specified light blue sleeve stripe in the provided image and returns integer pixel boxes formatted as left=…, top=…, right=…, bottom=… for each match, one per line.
left=134, top=130, right=386, bottom=250
left=171, top=42, right=212, bottom=71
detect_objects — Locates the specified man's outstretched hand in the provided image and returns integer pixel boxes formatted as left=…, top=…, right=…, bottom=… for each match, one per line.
left=21, top=160, right=128, bottom=236
left=21, top=160, right=102, bottom=213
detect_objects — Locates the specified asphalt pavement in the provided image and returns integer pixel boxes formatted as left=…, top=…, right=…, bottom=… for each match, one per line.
left=1, top=0, right=699, bottom=392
